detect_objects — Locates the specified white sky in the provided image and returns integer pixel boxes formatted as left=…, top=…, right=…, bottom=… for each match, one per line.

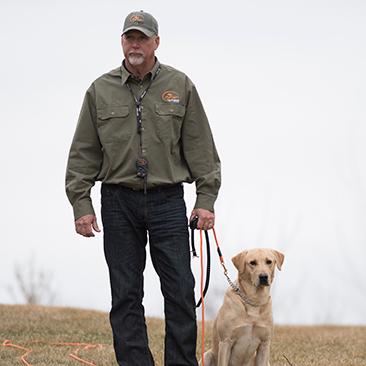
left=1, top=0, right=365, bottom=324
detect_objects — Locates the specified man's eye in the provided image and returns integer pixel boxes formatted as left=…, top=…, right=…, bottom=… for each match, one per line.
left=249, top=260, right=257, bottom=266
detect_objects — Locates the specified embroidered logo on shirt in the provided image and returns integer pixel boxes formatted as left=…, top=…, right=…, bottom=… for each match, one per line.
left=130, top=15, right=144, bottom=24
left=161, top=91, right=180, bottom=104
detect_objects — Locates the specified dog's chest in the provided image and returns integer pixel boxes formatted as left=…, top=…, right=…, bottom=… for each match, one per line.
left=229, top=322, right=271, bottom=365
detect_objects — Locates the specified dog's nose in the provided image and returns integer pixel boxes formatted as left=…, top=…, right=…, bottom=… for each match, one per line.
left=259, top=274, right=269, bottom=286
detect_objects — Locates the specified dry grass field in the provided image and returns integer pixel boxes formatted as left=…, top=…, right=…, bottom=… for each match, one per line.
left=1, top=304, right=365, bottom=365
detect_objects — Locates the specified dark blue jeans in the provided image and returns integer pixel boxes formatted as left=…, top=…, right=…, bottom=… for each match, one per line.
left=101, top=183, right=198, bottom=366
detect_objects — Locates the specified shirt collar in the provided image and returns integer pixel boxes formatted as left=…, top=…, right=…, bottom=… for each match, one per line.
left=120, top=58, right=160, bottom=85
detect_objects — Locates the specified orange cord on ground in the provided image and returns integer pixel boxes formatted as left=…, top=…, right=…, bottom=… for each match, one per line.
left=3, top=340, right=32, bottom=366
left=54, top=342, right=104, bottom=366
left=2, top=339, right=104, bottom=366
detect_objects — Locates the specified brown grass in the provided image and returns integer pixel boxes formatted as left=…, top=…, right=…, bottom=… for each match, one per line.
left=0, top=304, right=365, bottom=365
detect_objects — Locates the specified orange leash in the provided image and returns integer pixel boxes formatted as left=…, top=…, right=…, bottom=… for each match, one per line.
left=212, top=228, right=228, bottom=273
left=53, top=342, right=104, bottom=365
left=3, top=340, right=32, bottom=366
left=2, top=339, right=104, bottom=366
left=198, top=227, right=226, bottom=366
left=199, top=229, right=205, bottom=366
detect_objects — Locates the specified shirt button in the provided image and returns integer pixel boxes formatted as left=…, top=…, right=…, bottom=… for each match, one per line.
left=142, top=149, right=146, bottom=154
left=111, top=111, right=115, bottom=115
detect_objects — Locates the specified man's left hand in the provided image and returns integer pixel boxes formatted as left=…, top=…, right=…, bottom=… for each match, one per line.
left=190, top=208, right=215, bottom=230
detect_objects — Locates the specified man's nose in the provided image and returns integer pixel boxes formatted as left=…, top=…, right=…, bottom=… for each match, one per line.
left=129, top=38, right=142, bottom=47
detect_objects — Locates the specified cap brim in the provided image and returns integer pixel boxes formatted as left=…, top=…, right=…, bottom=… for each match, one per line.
left=122, top=26, right=155, bottom=37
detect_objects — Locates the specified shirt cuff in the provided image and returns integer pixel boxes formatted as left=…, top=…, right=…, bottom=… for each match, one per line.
left=194, top=193, right=216, bottom=213
left=73, top=199, right=95, bottom=221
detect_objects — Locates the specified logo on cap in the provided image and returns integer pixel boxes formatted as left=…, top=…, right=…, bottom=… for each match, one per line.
left=162, top=91, right=180, bottom=104
left=130, top=14, right=144, bottom=24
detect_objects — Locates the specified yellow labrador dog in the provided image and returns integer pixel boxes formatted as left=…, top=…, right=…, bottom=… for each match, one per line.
left=200, top=248, right=284, bottom=366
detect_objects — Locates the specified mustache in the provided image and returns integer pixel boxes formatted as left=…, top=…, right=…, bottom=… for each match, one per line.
left=128, top=52, right=145, bottom=57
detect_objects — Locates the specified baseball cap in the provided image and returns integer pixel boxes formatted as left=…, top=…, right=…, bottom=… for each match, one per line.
left=122, top=11, right=158, bottom=37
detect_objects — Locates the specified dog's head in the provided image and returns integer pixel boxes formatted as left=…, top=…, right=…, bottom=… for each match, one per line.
left=232, top=248, right=284, bottom=288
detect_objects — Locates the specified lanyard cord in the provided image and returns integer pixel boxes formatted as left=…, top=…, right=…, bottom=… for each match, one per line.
left=125, top=67, right=161, bottom=192
left=125, top=67, right=161, bottom=147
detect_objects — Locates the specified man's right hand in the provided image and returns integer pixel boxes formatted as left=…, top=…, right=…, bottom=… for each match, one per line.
left=75, top=214, right=101, bottom=237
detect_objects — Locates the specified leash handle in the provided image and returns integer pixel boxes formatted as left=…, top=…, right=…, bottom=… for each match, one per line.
left=189, top=216, right=199, bottom=230
left=190, top=216, right=211, bottom=308
left=190, top=217, right=199, bottom=257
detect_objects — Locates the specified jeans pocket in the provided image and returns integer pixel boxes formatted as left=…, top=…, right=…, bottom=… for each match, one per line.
left=101, top=184, right=118, bottom=202
left=163, top=185, right=184, bottom=200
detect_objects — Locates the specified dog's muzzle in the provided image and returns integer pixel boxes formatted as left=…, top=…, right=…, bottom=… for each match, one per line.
left=259, top=274, right=269, bottom=286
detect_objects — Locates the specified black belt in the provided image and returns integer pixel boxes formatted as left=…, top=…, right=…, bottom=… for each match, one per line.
left=102, top=182, right=182, bottom=193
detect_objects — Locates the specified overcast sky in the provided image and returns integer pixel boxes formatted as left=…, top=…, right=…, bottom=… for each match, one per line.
left=1, top=0, right=365, bottom=324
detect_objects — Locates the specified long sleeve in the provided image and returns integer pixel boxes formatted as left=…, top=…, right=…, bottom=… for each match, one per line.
left=65, top=84, right=103, bottom=220
left=182, top=81, right=221, bottom=212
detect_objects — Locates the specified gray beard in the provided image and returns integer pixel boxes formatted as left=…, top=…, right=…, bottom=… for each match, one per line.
left=128, top=54, right=145, bottom=65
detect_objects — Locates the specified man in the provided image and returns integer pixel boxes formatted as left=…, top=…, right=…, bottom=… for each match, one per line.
left=66, top=10, right=220, bottom=366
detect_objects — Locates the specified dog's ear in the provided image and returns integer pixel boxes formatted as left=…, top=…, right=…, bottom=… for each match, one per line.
left=231, top=251, right=248, bottom=273
left=272, top=250, right=284, bottom=270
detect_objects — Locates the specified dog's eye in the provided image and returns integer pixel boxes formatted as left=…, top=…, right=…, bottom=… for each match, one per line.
left=249, top=260, right=257, bottom=266
left=266, top=259, right=273, bottom=265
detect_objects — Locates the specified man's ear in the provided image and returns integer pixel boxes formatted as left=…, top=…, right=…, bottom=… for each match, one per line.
left=231, top=250, right=248, bottom=274
left=154, top=36, right=160, bottom=50
left=272, top=250, right=285, bottom=270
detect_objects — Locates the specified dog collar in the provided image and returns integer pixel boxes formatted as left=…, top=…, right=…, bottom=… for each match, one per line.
left=232, top=281, right=261, bottom=307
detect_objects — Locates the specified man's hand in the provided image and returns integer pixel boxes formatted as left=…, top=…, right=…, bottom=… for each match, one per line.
left=190, top=208, right=215, bottom=231
left=75, top=214, right=101, bottom=237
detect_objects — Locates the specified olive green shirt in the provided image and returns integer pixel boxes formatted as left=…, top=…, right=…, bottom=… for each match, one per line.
left=66, top=60, right=221, bottom=220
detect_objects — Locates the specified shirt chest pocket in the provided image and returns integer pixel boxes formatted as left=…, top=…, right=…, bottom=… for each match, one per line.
left=97, top=105, right=131, bottom=142
left=155, top=103, right=186, bottom=142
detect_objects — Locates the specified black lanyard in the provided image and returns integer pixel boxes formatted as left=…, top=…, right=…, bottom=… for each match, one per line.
left=125, top=66, right=161, bottom=192
left=125, top=66, right=160, bottom=137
